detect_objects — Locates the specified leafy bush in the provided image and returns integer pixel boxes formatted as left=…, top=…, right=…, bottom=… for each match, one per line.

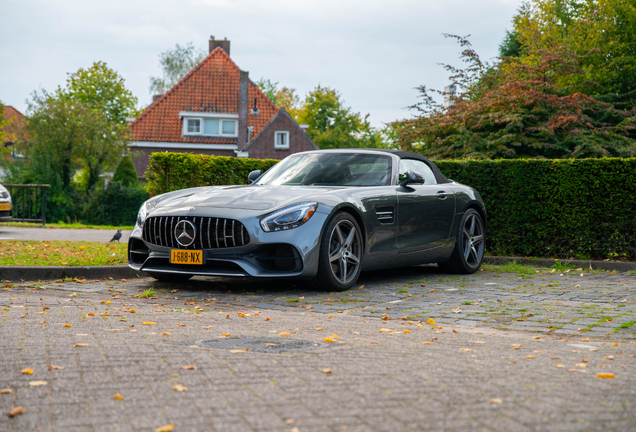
left=436, top=158, right=636, bottom=260
left=83, top=182, right=149, bottom=226
left=112, top=156, right=139, bottom=187
left=145, top=152, right=279, bottom=196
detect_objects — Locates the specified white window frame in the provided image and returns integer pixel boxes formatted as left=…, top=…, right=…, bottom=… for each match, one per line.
left=180, top=112, right=239, bottom=138
left=274, top=130, right=290, bottom=150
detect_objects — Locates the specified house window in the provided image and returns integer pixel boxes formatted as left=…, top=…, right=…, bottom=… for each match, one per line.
left=186, top=119, right=201, bottom=134
left=275, top=131, right=290, bottom=150
left=181, top=112, right=239, bottom=138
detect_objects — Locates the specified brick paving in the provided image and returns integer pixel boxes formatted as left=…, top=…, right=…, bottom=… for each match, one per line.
left=1, top=263, right=636, bottom=431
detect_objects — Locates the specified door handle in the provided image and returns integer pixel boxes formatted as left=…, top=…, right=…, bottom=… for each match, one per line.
left=436, top=191, right=447, bottom=200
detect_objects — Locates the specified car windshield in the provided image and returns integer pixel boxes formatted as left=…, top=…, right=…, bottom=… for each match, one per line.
left=255, top=153, right=392, bottom=186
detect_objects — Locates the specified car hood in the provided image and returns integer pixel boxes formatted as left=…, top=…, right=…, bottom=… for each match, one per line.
left=156, top=185, right=345, bottom=211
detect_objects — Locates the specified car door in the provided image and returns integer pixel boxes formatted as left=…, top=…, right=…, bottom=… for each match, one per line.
left=396, top=159, right=455, bottom=253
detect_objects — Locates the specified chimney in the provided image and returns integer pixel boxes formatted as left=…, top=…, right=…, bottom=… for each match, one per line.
left=443, top=85, right=457, bottom=108
left=209, top=36, right=230, bottom=55
left=237, top=70, right=249, bottom=150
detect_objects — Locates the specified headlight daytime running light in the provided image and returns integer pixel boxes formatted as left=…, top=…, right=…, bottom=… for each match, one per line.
left=260, top=202, right=318, bottom=232
left=136, top=199, right=158, bottom=229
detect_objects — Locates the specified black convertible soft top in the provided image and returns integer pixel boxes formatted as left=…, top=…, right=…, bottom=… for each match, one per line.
left=358, top=149, right=452, bottom=185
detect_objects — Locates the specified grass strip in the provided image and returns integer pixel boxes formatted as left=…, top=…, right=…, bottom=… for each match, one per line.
left=0, top=240, right=127, bottom=266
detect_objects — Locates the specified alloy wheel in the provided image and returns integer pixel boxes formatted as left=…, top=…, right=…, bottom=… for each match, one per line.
left=462, top=213, right=484, bottom=268
left=328, top=220, right=361, bottom=284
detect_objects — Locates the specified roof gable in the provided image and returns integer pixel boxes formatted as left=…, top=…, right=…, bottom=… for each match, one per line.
left=130, top=48, right=278, bottom=144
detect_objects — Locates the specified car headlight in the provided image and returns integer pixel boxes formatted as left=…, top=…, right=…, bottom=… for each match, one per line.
left=260, top=202, right=318, bottom=232
left=136, top=200, right=158, bottom=229
left=0, top=191, right=9, bottom=200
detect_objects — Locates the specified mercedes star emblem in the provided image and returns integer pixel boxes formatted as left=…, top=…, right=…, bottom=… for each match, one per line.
left=175, top=220, right=197, bottom=247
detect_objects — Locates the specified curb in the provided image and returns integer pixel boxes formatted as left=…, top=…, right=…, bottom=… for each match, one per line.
left=2, top=256, right=634, bottom=283
left=0, top=266, right=146, bottom=282
left=483, top=256, right=636, bottom=273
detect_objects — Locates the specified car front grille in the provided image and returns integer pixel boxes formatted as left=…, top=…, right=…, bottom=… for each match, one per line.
left=142, top=216, right=250, bottom=249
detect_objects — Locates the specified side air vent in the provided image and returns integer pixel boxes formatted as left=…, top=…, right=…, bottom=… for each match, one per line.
left=142, top=216, right=250, bottom=249
left=376, top=206, right=394, bottom=224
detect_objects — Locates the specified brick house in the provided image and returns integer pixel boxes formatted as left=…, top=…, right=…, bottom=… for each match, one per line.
left=129, top=37, right=318, bottom=178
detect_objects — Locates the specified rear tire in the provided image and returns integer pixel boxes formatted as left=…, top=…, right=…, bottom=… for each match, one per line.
left=438, top=209, right=485, bottom=274
left=312, top=211, right=363, bottom=292
left=147, top=272, right=193, bottom=283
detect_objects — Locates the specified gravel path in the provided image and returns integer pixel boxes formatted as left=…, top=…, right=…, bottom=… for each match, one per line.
left=0, top=226, right=130, bottom=243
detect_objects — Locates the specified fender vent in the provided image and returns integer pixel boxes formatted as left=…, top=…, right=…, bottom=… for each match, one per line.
left=143, top=216, right=250, bottom=249
left=376, top=206, right=394, bottom=224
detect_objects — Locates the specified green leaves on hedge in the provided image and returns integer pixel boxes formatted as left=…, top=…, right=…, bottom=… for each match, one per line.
left=145, top=153, right=279, bottom=196
left=436, top=158, right=636, bottom=260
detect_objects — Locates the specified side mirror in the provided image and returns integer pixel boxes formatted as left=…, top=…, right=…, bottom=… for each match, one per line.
left=248, top=170, right=261, bottom=184
left=400, top=170, right=425, bottom=187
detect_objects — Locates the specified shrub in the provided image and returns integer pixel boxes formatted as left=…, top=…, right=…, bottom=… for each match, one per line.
left=112, top=156, right=139, bottom=187
left=83, top=182, right=149, bottom=226
left=145, top=152, right=278, bottom=196
left=436, top=158, right=636, bottom=260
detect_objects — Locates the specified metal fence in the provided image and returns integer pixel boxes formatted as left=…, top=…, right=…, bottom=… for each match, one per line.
left=3, top=184, right=51, bottom=225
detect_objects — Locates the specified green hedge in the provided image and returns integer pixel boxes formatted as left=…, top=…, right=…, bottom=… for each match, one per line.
left=436, top=158, right=636, bottom=260
left=83, top=182, right=149, bottom=226
left=145, top=153, right=636, bottom=260
left=145, top=152, right=279, bottom=196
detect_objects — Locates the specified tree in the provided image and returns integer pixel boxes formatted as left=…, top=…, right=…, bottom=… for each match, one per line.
left=149, top=42, right=206, bottom=95
left=391, top=35, right=636, bottom=159
left=63, top=61, right=140, bottom=125
left=297, top=85, right=383, bottom=149
left=255, top=78, right=279, bottom=105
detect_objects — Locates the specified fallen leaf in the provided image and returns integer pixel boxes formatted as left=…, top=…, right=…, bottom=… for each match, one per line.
left=8, top=406, right=24, bottom=417
left=472, top=341, right=485, bottom=344
left=155, top=424, right=175, bottom=432
left=569, top=369, right=586, bottom=373
left=322, top=368, right=333, bottom=374
left=555, top=364, right=565, bottom=368
left=526, top=355, right=536, bottom=359
left=266, top=343, right=277, bottom=347
left=161, top=332, right=171, bottom=336
left=379, top=328, right=393, bottom=333
left=181, top=366, right=197, bottom=370
left=63, top=324, right=72, bottom=328
left=285, top=418, right=296, bottom=424
left=237, top=313, right=246, bottom=317
left=29, top=380, right=47, bottom=386
left=141, top=322, right=156, bottom=325
left=324, top=337, right=336, bottom=343
left=580, top=338, right=590, bottom=342
left=551, top=357, right=560, bottom=360
left=328, top=315, right=333, bottom=319
left=42, top=307, right=49, bottom=311
left=315, top=327, right=324, bottom=331
left=329, top=334, right=339, bottom=339
left=370, top=341, right=379, bottom=344
left=279, top=332, right=291, bottom=336
left=597, top=373, right=615, bottom=379
left=171, top=384, right=187, bottom=392
left=612, top=343, right=618, bottom=347
left=46, top=365, right=64, bottom=370
left=21, top=368, right=34, bottom=375
left=422, top=342, right=430, bottom=345
left=203, top=326, right=213, bottom=330
left=229, top=348, right=248, bottom=353
left=403, top=329, right=410, bottom=334
left=222, top=333, right=231, bottom=337
left=264, top=318, right=270, bottom=321
left=73, top=343, right=90, bottom=347
left=357, top=285, right=364, bottom=290
left=488, top=398, right=502, bottom=404
left=532, top=336, right=541, bottom=340
left=0, top=389, right=12, bottom=394
left=305, top=306, right=313, bottom=310
left=87, top=313, right=95, bottom=316
left=452, top=329, right=459, bottom=333
left=605, top=355, right=615, bottom=360
left=425, top=318, right=436, bottom=325
left=113, top=393, right=123, bottom=400
left=460, top=348, right=473, bottom=352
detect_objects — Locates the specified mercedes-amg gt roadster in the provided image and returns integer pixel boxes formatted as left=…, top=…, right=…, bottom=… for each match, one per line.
left=128, top=149, right=486, bottom=291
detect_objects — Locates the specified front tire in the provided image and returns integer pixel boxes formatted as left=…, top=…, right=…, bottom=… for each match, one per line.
left=147, top=272, right=193, bottom=283
left=312, top=211, right=363, bottom=291
left=438, top=209, right=485, bottom=274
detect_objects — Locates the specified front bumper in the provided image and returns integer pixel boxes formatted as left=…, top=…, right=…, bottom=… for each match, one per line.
left=128, top=210, right=328, bottom=279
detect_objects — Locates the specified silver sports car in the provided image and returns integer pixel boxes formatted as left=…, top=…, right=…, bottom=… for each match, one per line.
left=128, top=149, right=486, bottom=291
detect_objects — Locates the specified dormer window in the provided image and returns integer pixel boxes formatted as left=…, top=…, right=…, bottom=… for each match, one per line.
left=181, top=112, right=239, bottom=138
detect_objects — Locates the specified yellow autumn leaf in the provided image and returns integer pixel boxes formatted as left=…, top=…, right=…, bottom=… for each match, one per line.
left=315, top=327, right=324, bottom=331
left=488, top=398, right=502, bottom=404
left=229, top=348, right=248, bottom=353
left=8, top=406, right=24, bottom=417
left=162, top=332, right=170, bottom=336
left=73, top=343, right=90, bottom=348
left=575, top=363, right=588, bottom=368
left=329, top=334, right=339, bottom=339
left=597, top=373, right=615, bottom=379
left=63, top=324, right=72, bottom=328
left=155, top=425, right=175, bottom=432
left=237, top=313, right=246, bottom=317
left=322, top=368, right=333, bottom=373
left=324, top=337, right=336, bottom=343
left=181, top=365, right=197, bottom=370
left=0, top=389, right=12, bottom=394
left=526, top=355, right=536, bottom=359
left=113, top=393, right=123, bottom=400
left=305, top=306, right=313, bottom=310
left=171, top=384, right=187, bottom=392
left=29, top=380, right=48, bottom=386
left=21, top=368, right=34, bottom=375
left=141, top=322, right=156, bottom=325
left=460, top=348, right=473, bottom=352
left=379, top=328, right=393, bottom=333
left=403, top=329, right=410, bottom=334
left=87, top=312, right=95, bottom=316
left=425, top=318, right=436, bottom=325
left=328, top=315, right=333, bottom=319
left=556, top=364, right=565, bottom=368
left=279, top=332, right=291, bottom=336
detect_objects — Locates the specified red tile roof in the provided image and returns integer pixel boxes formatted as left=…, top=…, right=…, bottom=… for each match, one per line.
left=1, top=105, right=25, bottom=140
left=130, top=48, right=279, bottom=144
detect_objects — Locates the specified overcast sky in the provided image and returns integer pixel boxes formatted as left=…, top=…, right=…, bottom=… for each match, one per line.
left=0, top=0, right=522, bottom=128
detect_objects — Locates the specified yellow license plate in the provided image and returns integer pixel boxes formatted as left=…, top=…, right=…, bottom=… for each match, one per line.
left=170, top=249, right=203, bottom=265
left=0, top=203, right=10, bottom=211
